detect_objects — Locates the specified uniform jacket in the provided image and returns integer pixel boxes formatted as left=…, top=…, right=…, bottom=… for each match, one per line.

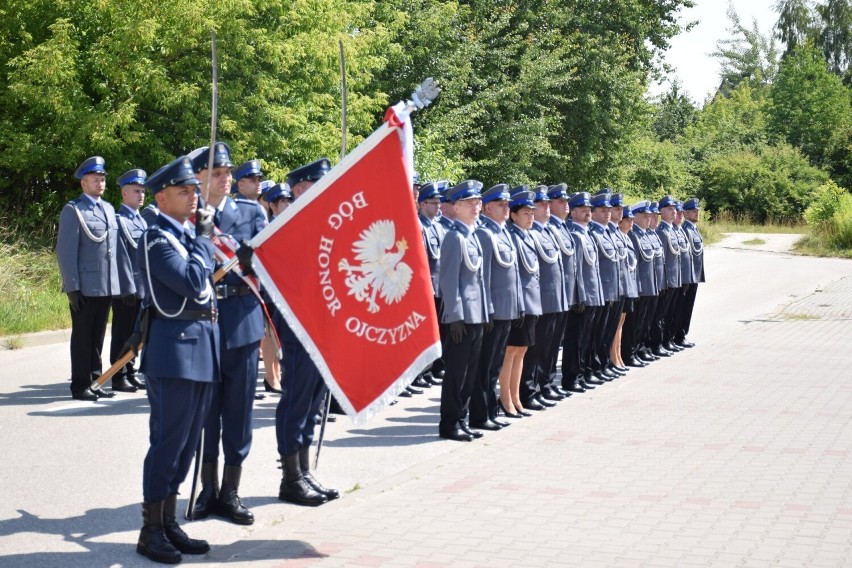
left=140, top=203, right=160, bottom=226
left=116, top=204, right=147, bottom=298
left=655, top=221, right=682, bottom=289
left=531, top=220, right=569, bottom=314
left=615, top=228, right=639, bottom=298
left=214, top=196, right=268, bottom=349
left=629, top=226, right=659, bottom=297
left=682, top=220, right=706, bottom=283
left=609, top=221, right=630, bottom=299
left=419, top=213, right=445, bottom=298
left=674, top=223, right=696, bottom=285
left=589, top=221, right=620, bottom=302
left=569, top=224, right=604, bottom=307
left=438, top=221, right=489, bottom=324
left=647, top=228, right=667, bottom=292
left=137, top=214, right=220, bottom=382
left=548, top=215, right=583, bottom=307
left=56, top=194, right=130, bottom=297
left=476, top=216, right=523, bottom=321
left=507, top=222, right=543, bottom=316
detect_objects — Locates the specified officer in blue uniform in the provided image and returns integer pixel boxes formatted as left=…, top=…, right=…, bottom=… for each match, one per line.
left=623, top=201, right=659, bottom=367
left=653, top=195, right=682, bottom=356
left=521, top=186, right=569, bottom=409
left=607, top=192, right=631, bottom=376
left=438, top=180, right=489, bottom=442
left=265, top=182, right=293, bottom=221
left=587, top=191, right=621, bottom=383
left=562, top=192, right=605, bottom=392
left=136, top=155, right=219, bottom=564
left=188, top=144, right=265, bottom=525
left=234, top=159, right=265, bottom=201
left=273, top=158, right=338, bottom=506
left=547, top=183, right=583, bottom=396
left=110, top=168, right=149, bottom=392
left=677, top=198, right=705, bottom=347
left=417, top=181, right=448, bottom=387
left=470, top=183, right=521, bottom=430
left=57, top=156, right=133, bottom=400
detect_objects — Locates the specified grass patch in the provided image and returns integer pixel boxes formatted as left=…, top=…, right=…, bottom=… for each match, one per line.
left=2, top=336, right=25, bottom=350
left=793, top=233, right=852, bottom=259
left=779, top=312, right=821, bottom=321
left=742, top=238, right=766, bottom=245
left=709, top=210, right=806, bottom=234
left=0, top=239, right=70, bottom=335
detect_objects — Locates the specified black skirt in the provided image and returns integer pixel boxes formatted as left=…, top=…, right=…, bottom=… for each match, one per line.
left=507, top=314, right=539, bottom=347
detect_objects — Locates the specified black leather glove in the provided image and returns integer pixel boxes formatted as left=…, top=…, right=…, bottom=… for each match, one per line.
left=449, top=321, right=466, bottom=344
left=571, top=302, right=586, bottom=314
left=236, top=240, right=255, bottom=276
left=121, top=293, right=138, bottom=307
left=195, top=206, right=215, bottom=239
left=512, top=316, right=525, bottom=328
left=483, top=320, right=494, bottom=333
left=68, top=291, right=85, bottom=313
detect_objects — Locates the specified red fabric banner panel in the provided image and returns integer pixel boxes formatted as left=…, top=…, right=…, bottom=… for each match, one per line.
left=253, top=125, right=440, bottom=421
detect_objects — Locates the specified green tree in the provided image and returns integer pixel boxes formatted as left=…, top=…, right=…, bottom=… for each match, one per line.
left=653, top=80, right=697, bottom=141
left=816, top=0, right=852, bottom=79
left=775, top=0, right=816, bottom=56
left=767, top=42, right=852, bottom=184
left=713, top=6, right=779, bottom=95
left=0, top=0, right=397, bottom=239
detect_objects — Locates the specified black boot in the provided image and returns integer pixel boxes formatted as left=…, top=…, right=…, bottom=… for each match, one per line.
left=163, top=494, right=210, bottom=554
left=137, top=500, right=182, bottom=564
left=279, top=452, right=328, bottom=506
left=215, top=465, right=255, bottom=525
left=127, top=371, right=147, bottom=390
left=299, top=447, right=340, bottom=500
left=192, top=460, right=219, bottom=519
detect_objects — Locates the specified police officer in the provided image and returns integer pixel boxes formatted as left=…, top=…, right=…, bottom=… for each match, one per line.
left=57, top=156, right=132, bottom=401
left=653, top=195, right=682, bottom=356
left=191, top=143, right=266, bottom=525
left=234, top=159, right=265, bottom=201
left=607, top=193, right=632, bottom=375
left=438, top=180, right=489, bottom=442
left=135, top=155, right=218, bottom=564
left=623, top=201, right=659, bottom=367
left=273, top=158, right=338, bottom=506
left=520, top=186, right=569, bottom=409
left=547, top=183, right=583, bottom=396
left=665, top=201, right=692, bottom=353
left=561, top=192, right=605, bottom=393
left=470, top=183, right=521, bottom=430
left=110, top=169, right=149, bottom=392
left=677, top=198, right=705, bottom=347
left=588, top=191, right=620, bottom=383
left=417, top=181, right=448, bottom=387
left=265, top=183, right=293, bottom=220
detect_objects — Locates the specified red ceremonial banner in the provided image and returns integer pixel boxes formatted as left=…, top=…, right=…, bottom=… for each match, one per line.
left=251, top=122, right=441, bottom=423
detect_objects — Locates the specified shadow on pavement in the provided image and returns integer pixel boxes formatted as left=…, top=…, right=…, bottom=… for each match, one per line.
left=324, top=422, right=439, bottom=447
left=210, top=538, right=330, bottom=564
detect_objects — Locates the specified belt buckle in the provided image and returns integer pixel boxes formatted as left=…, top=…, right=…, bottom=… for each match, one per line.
left=216, top=285, right=228, bottom=300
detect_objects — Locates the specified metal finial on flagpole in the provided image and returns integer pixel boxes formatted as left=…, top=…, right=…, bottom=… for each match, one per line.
left=406, top=78, right=440, bottom=113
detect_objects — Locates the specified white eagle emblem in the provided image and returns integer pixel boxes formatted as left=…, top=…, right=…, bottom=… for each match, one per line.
left=337, top=220, right=413, bottom=313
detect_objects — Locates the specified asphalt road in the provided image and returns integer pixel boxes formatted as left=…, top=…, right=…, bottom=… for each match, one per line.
left=1, top=234, right=850, bottom=567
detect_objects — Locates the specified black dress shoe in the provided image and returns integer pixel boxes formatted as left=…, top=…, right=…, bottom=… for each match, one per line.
left=611, top=364, right=628, bottom=374
left=439, top=428, right=474, bottom=442
left=264, top=380, right=282, bottom=393
left=406, top=385, right=423, bottom=395
left=541, top=390, right=564, bottom=402
left=469, top=420, right=502, bottom=431
left=625, top=357, right=647, bottom=368
left=601, top=368, right=618, bottom=379
left=398, top=389, right=413, bottom=398
left=551, top=385, right=570, bottom=397
left=112, top=376, right=139, bottom=393
left=585, top=376, right=605, bottom=386
left=72, top=387, right=99, bottom=401
left=497, top=400, right=524, bottom=419
left=637, top=352, right=655, bottom=363
left=424, top=374, right=442, bottom=386
left=460, top=423, right=484, bottom=438
left=412, top=376, right=431, bottom=388
left=665, top=341, right=684, bottom=352
left=517, top=409, right=533, bottom=417
left=93, top=387, right=116, bottom=399
left=652, top=346, right=672, bottom=357
left=432, top=369, right=446, bottom=378
left=535, top=394, right=557, bottom=407
left=565, top=383, right=585, bottom=393
left=492, top=418, right=510, bottom=427
left=127, top=373, right=147, bottom=390
left=676, top=339, right=695, bottom=348
left=524, top=398, right=546, bottom=411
